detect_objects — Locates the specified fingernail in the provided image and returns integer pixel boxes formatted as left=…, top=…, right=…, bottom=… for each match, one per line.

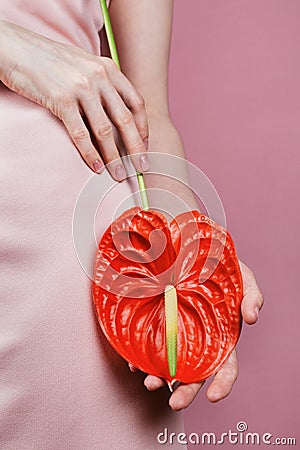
left=115, top=164, right=126, bottom=181
left=93, top=160, right=104, bottom=173
left=255, top=306, right=259, bottom=319
left=139, top=154, right=150, bottom=172
left=143, top=138, right=149, bottom=150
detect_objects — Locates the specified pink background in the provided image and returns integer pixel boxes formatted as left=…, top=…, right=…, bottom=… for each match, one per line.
left=169, top=1, right=299, bottom=448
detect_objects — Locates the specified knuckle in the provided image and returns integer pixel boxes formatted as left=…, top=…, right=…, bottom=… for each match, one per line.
left=185, top=384, right=197, bottom=399
left=58, top=92, right=73, bottom=108
left=81, top=148, right=96, bottom=159
left=48, top=90, right=60, bottom=107
left=117, top=109, right=133, bottom=127
left=97, top=121, right=113, bottom=138
left=139, top=123, right=149, bottom=137
left=105, top=152, right=119, bottom=164
left=132, top=93, right=145, bottom=110
left=248, top=269, right=255, bottom=279
left=258, top=292, right=264, bottom=308
left=75, top=74, right=90, bottom=92
left=232, top=366, right=239, bottom=382
left=102, top=56, right=115, bottom=69
left=227, top=360, right=239, bottom=381
left=131, top=140, right=145, bottom=152
left=93, top=63, right=107, bottom=79
left=225, top=362, right=238, bottom=382
left=72, top=128, right=90, bottom=142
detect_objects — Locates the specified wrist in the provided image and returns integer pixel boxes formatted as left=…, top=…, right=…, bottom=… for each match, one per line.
left=146, top=107, right=171, bottom=123
left=147, top=114, right=186, bottom=158
left=142, top=116, right=200, bottom=213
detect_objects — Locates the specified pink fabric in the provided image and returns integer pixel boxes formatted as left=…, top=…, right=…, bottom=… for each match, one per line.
left=0, top=2, right=185, bottom=449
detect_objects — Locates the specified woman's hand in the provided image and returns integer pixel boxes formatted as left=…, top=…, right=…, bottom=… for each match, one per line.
left=126, top=116, right=264, bottom=411
left=129, top=260, right=264, bottom=411
left=0, top=20, right=149, bottom=179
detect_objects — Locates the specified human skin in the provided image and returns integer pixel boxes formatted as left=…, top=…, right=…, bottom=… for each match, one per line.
left=0, top=0, right=264, bottom=411
left=0, top=18, right=149, bottom=181
left=109, top=0, right=264, bottom=411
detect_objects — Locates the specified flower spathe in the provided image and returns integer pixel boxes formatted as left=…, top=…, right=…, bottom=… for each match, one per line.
left=93, top=207, right=243, bottom=388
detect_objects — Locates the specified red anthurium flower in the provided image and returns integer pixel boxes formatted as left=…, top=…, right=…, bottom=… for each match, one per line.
left=93, top=207, right=243, bottom=390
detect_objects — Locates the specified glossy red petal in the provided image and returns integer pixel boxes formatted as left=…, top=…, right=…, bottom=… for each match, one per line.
left=93, top=207, right=243, bottom=385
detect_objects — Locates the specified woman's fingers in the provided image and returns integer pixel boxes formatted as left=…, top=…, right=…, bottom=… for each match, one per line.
left=60, top=79, right=150, bottom=180
left=0, top=20, right=150, bottom=177
left=169, top=381, right=205, bottom=411
left=168, top=350, right=237, bottom=409
left=206, top=350, right=238, bottom=403
left=241, top=287, right=264, bottom=325
left=239, top=260, right=264, bottom=325
left=131, top=363, right=206, bottom=411
left=102, top=58, right=149, bottom=143
left=77, top=64, right=150, bottom=177
left=144, top=374, right=166, bottom=391
left=100, top=82, right=149, bottom=173
left=79, top=95, right=127, bottom=181
left=60, top=106, right=105, bottom=173
left=128, top=363, right=139, bottom=373
left=128, top=363, right=166, bottom=391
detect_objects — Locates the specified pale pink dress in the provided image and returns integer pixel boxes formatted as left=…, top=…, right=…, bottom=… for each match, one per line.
left=0, top=1, right=186, bottom=448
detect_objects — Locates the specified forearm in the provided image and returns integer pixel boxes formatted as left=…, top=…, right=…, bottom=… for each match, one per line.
left=109, top=0, right=172, bottom=118
left=110, top=0, right=198, bottom=211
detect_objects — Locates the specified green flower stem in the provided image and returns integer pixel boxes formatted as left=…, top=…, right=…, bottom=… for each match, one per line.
left=99, top=0, right=120, bottom=69
left=99, top=0, right=149, bottom=211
